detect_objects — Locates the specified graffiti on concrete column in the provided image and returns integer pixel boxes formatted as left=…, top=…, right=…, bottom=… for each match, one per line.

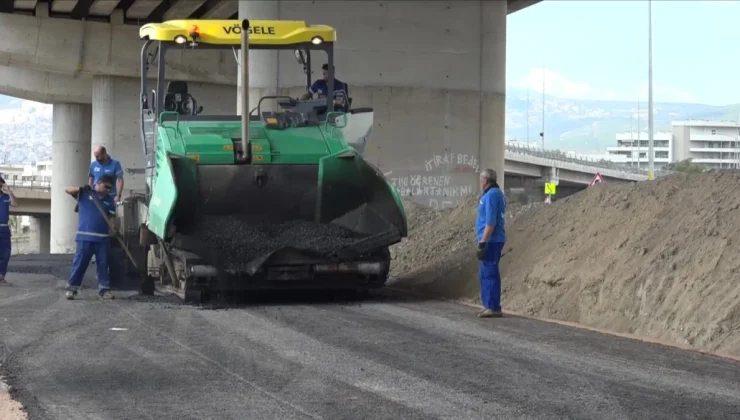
left=388, top=152, right=480, bottom=210
left=424, top=153, right=480, bottom=173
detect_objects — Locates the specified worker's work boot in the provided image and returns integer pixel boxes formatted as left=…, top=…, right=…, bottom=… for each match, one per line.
left=65, top=290, right=77, bottom=300
left=0, top=276, right=10, bottom=286
left=477, top=309, right=503, bottom=318
left=99, top=290, right=115, bottom=300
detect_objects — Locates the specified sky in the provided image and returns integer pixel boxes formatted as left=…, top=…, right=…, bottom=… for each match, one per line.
left=506, top=0, right=740, bottom=106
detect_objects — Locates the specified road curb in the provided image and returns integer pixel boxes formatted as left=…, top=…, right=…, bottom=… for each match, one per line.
left=383, top=286, right=740, bottom=364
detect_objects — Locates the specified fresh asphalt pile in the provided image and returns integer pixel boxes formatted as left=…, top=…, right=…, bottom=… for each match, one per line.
left=7, top=254, right=74, bottom=280
left=179, top=215, right=368, bottom=273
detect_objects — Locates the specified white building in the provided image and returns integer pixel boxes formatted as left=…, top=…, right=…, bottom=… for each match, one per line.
left=606, top=131, right=672, bottom=169
left=672, top=120, right=740, bottom=169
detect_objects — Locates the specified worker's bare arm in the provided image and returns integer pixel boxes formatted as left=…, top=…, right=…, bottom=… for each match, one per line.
left=7, top=191, right=18, bottom=208
left=2, top=185, right=18, bottom=207
left=116, top=178, right=124, bottom=201
left=65, top=186, right=90, bottom=198
left=481, top=225, right=494, bottom=243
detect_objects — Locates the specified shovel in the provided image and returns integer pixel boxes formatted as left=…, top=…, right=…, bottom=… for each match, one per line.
left=83, top=189, right=141, bottom=273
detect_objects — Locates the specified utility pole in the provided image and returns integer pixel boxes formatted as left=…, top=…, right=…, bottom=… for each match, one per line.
left=637, top=98, right=641, bottom=170
left=647, top=0, right=655, bottom=179
left=526, top=87, right=530, bottom=146
left=736, top=108, right=739, bottom=169
left=541, top=66, right=546, bottom=150
left=630, top=115, right=635, bottom=167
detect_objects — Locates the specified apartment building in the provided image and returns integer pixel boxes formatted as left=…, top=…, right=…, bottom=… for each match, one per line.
left=672, top=120, right=740, bottom=169
left=606, top=131, right=672, bottom=169
left=607, top=120, right=740, bottom=170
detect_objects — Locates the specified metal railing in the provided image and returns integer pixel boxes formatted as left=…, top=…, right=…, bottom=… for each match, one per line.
left=2, top=175, right=51, bottom=191
left=1, top=146, right=675, bottom=192
left=505, top=143, right=674, bottom=178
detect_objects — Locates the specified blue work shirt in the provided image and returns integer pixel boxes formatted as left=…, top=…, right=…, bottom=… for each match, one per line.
left=476, top=186, right=506, bottom=244
left=89, top=156, right=124, bottom=198
left=76, top=190, right=116, bottom=243
left=0, top=194, right=10, bottom=233
left=309, top=78, right=348, bottom=99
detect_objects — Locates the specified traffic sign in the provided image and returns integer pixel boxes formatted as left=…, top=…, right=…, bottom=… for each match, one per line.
left=544, top=182, right=557, bottom=195
left=588, top=172, right=605, bottom=187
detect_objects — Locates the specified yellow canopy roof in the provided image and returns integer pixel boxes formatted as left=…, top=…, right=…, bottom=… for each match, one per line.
left=139, top=19, right=336, bottom=46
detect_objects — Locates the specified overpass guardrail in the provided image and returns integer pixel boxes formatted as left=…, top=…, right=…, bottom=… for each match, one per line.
left=505, top=143, right=674, bottom=178
left=2, top=174, right=51, bottom=191
left=1, top=146, right=674, bottom=193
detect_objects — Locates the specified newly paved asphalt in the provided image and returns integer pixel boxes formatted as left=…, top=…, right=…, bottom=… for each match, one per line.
left=1, top=254, right=740, bottom=420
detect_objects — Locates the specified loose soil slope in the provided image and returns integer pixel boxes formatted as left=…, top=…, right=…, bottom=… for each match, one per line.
left=0, top=380, right=26, bottom=420
left=390, top=172, right=740, bottom=357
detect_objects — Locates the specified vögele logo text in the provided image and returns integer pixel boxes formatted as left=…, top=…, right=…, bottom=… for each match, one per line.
left=222, top=25, right=276, bottom=35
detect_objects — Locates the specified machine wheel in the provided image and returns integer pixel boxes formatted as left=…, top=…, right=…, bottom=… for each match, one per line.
left=140, top=275, right=156, bottom=295
left=184, top=287, right=205, bottom=304
left=353, top=288, right=371, bottom=300
left=373, top=246, right=392, bottom=286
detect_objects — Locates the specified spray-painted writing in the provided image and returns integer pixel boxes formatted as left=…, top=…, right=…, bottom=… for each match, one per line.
left=424, top=153, right=480, bottom=173
left=389, top=175, right=473, bottom=198
left=428, top=199, right=462, bottom=210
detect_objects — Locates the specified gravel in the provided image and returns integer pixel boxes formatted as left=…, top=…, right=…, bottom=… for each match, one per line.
left=181, top=216, right=368, bottom=272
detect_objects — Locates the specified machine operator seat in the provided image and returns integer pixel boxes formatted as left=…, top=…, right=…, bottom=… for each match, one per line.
left=334, top=83, right=352, bottom=113
left=164, top=81, right=202, bottom=116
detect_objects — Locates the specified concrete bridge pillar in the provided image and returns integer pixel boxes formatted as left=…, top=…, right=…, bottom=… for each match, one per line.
left=238, top=0, right=279, bottom=114
left=91, top=75, right=146, bottom=197
left=30, top=215, right=51, bottom=254
left=478, top=0, right=508, bottom=191
left=51, top=103, right=92, bottom=254
left=91, top=75, right=237, bottom=196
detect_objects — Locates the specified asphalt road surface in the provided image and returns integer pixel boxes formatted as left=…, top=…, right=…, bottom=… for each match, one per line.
left=1, top=255, right=740, bottom=420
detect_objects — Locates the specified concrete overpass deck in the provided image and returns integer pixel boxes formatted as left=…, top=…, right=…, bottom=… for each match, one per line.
left=3, top=178, right=50, bottom=215
left=0, top=0, right=542, bottom=251
left=4, top=0, right=540, bottom=23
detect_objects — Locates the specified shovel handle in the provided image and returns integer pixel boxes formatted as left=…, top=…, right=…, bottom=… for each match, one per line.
left=87, top=192, right=141, bottom=272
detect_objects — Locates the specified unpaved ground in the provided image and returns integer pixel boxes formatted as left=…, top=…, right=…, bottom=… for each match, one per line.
left=391, top=172, right=740, bottom=357
left=0, top=381, right=27, bottom=420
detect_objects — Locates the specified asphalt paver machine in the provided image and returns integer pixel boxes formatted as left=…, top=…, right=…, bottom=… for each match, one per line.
left=116, top=19, right=407, bottom=303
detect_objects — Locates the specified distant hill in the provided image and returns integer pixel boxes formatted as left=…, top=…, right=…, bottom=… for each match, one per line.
left=0, top=92, right=737, bottom=165
left=0, top=95, right=52, bottom=165
left=505, top=87, right=740, bottom=153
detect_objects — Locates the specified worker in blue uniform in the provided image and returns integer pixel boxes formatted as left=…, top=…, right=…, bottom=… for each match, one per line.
left=0, top=176, right=19, bottom=286
left=301, top=63, right=349, bottom=110
left=475, top=168, right=506, bottom=318
left=65, top=175, right=117, bottom=300
left=89, top=145, right=124, bottom=203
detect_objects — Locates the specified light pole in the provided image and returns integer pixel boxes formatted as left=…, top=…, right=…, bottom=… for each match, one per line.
left=540, top=65, right=545, bottom=150
left=647, top=0, right=655, bottom=179
left=526, top=87, right=530, bottom=146
left=637, top=97, right=641, bottom=170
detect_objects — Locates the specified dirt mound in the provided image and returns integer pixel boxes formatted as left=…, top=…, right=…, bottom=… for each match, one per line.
left=391, top=173, right=740, bottom=357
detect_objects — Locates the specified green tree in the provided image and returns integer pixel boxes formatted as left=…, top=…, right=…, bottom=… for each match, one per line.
left=665, top=158, right=705, bottom=173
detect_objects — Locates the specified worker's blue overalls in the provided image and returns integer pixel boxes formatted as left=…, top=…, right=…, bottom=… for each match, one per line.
left=66, top=189, right=116, bottom=296
left=476, top=185, right=506, bottom=311
left=0, top=193, right=12, bottom=281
